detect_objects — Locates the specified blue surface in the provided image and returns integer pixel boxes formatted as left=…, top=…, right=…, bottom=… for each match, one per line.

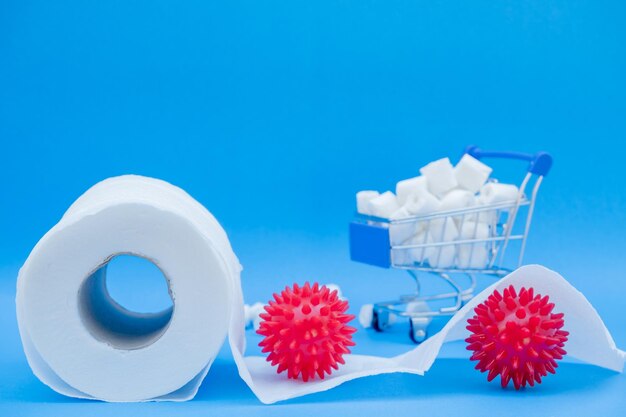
left=1, top=0, right=626, bottom=415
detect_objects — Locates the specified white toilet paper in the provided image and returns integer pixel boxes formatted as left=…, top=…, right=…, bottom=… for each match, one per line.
left=404, top=191, right=441, bottom=216
left=368, top=191, right=400, bottom=218
left=439, top=189, right=476, bottom=213
left=419, top=158, right=458, bottom=197
left=16, top=175, right=241, bottom=402
left=456, top=221, right=489, bottom=268
left=407, top=232, right=435, bottom=265
left=390, top=206, right=411, bottom=220
left=389, top=206, right=420, bottom=246
left=479, top=182, right=520, bottom=205
left=428, top=245, right=456, bottom=269
left=459, top=221, right=490, bottom=241
left=454, top=154, right=492, bottom=193
left=430, top=217, right=459, bottom=242
left=324, top=283, right=346, bottom=301
left=396, top=176, right=428, bottom=206
left=356, top=190, right=380, bottom=215
left=456, top=245, right=489, bottom=269
left=427, top=218, right=459, bottom=268
left=357, top=304, right=397, bottom=329
left=244, top=302, right=265, bottom=331
left=358, top=304, right=374, bottom=328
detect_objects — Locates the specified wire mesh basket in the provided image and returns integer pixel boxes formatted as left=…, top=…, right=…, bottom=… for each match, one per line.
left=349, top=146, right=552, bottom=342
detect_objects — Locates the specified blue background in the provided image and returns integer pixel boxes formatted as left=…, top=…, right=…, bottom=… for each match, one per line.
left=1, top=0, right=625, bottom=415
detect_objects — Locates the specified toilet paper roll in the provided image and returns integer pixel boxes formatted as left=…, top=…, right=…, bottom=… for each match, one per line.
left=16, top=175, right=241, bottom=402
left=419, top=157, right=458, bottom=197
left=368, top=191, right=400, bottom=218
left=428, top=245, right=457, bottom=269
left=459, top=221, right=490, bottom=241
left=454, top=154, right=492, bottom=193
left=439, top=189, right=476, bottom=213
left=244, top=302, right=265, bottom=330
left=479, top=182, right=520, bottom=205
left=404, top=191, right=441, bottom=216
left=407, top=232, right=435, bottom=264
left=395, top=176, right=428, bottom=206
left=390, top=247, right=413, bottom=266
left=389, top=207, right=420, bottom=246
left=356, top=190, right=380, bottom=215
left=454, top=221, right=491, bottom=268
left=456, top=245, right=489, bottom=269
left=430, top=217, right=459, bottom=242
left=426, top=218, right=459, bottom=268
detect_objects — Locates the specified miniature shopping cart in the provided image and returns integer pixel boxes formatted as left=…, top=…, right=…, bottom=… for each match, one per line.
left=349, top=145, right=552, bottom=343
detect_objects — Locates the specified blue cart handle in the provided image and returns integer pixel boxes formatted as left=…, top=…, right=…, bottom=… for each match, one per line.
left=464, top=145, right=552, bottom=177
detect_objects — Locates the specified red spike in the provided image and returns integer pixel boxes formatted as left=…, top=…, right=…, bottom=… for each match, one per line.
left=519, top=288, right=529, bottom=306
left=256, top=282, right=356, bottom=381
left=482, top=341, right=496, bottom=351
left=540, top=303, right=555, bottom=315
left=466, top=285, right=567, bottom=390
left=486, top=325, right=499, bottom=336
left=505, top=297, right=517, bottom=311
left=511, top=356, right=520, bottom=370
left=528, top=316, right=541, bottom=328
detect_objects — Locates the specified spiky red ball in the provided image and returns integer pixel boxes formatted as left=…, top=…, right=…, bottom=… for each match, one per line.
left=466, top=285, right=568, bottom=389
left=257, top=282, right=356, bottom=382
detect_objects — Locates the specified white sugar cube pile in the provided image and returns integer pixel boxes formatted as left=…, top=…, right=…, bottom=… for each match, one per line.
left=356, top=154, right=521, bottom=269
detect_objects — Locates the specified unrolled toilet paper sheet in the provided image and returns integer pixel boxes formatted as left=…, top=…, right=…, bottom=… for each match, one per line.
left=234, top=265, right=625, bottom=404
left=17, top=176, right=625, bottom=405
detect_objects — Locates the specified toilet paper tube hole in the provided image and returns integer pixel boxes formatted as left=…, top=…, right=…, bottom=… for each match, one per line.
left=78, top=254, right=174, bottom=350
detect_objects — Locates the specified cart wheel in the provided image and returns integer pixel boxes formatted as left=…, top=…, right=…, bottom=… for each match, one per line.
left=372, top=308, right=391, bottom=332
left=409, top=317, right=429, bottom=344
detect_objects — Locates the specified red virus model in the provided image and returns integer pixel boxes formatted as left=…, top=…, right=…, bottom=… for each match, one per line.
left=466, top=285, right=568, bottom=389
left=257, top=282, right=356, bottom=382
